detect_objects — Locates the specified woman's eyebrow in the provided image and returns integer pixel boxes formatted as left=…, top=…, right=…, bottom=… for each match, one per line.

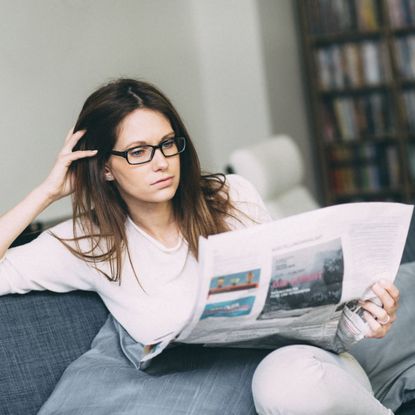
left=124, top=132, right=175, bottom=149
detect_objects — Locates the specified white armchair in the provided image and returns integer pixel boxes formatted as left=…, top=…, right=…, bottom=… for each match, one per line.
left=228, top=135, right=319, bottom=219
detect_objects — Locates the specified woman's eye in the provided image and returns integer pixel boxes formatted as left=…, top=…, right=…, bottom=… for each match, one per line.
left=129, top=148, right=147, bottom=157
left=161, top=139, right=175, bottom=148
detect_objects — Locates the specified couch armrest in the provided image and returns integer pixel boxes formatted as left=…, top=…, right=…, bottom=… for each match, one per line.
left=0, top=290, right=108, bottom=414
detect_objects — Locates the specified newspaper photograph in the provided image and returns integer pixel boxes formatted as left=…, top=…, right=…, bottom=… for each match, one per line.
left=176, top=202, right=413, bottom=352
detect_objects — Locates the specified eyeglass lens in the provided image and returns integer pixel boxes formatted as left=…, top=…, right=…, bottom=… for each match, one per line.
left=127, top=137, right=185, bottom=164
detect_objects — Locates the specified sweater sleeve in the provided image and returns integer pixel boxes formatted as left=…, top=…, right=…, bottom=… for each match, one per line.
left=0, top=220, right=96, bottom=296
left=225, top=174, right=273, bottom=229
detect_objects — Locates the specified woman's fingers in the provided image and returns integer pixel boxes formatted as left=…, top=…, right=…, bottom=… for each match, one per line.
left=62, top=129, right=87, bottom=153
left=56, top=150, right=98, bottom=171
left=380, top=279, right=400, bottom=303
left=363, top=311, right=387, bottom=338
left=64, top=127, right=75, bottom=143
left=360, top=280, right=400, bottom=338
left=40, top=130, right=97, bottom=201
left=360, top=300, right=392, bottom=324
left=65, top=149, right=98, bottom=162
left=371, top=280, right=399, bottom=313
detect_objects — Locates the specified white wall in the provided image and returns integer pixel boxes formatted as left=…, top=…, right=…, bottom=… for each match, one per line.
left=0, top=0, right=314, bottom=222
left=0, top=0, right=207, bottom=221
left=190, top=0, right=272, bottom=172
left=256, top=0, right=317, bottom=195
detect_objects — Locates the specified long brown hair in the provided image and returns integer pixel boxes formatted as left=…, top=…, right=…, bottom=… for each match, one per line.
left=55, top=78, right=238, bottom=284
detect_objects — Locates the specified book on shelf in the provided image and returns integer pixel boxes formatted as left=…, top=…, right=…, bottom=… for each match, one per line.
left=387, top=0, right=415, bottom=28
left=344, top=43, right=364, bottom=86
left=328, top=144, right=400, bottom=193
left=362, top=41, right=381, bottom=84
left=395, top=35, right=415, bottom=79
left=321, top=103, right=338, bottom=142
left=323, top=93, right=394, bottom=142
left=356, top=0, right=380, bottom=31
left=386, top=145, right=401, bottom=187
left=403, top=90, right=415, bottom=132
left=315, top=41, right=390, bottom=91
left=408, top=144, right=415, bottom=179
left=307, top=0, right=379, bottom=35
left=333, top=98, right=357, bottom=140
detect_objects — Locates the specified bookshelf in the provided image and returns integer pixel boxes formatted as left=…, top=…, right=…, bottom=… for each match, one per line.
left=297, top=0, right=415, bottom=205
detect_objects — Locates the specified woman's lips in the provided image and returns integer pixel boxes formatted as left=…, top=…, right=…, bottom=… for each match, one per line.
left=151, top=176, right=174, bottom=186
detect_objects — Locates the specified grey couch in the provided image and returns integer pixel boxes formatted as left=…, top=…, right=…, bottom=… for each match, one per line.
left=1, top=216, right=415, bottom=415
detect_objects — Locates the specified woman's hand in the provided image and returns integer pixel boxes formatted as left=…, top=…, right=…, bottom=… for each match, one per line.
left=39, top=129, right=97, bottom=202
left=0, top=129, right=97, bottom=257
left=360, top=280, right=400, bottom=339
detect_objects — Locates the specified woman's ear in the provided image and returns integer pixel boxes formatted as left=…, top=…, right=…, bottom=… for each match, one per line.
left=104, top=164, right=115, bottom=181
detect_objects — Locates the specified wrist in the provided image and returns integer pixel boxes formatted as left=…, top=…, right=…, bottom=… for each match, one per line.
left=32, top=184, right=59, bottom=207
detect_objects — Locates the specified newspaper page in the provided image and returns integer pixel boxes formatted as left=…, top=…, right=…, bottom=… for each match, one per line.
left=177, top=202, right=413, bottom=352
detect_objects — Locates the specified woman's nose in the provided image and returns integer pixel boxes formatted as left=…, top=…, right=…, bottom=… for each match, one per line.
left=151, top=147, right=168, bottom=169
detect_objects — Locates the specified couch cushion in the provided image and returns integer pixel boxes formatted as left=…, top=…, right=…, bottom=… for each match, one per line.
left=0, top=290, right=108, bottom=415
left=400, top=208, right=415, bottom=265
left=397, top=399, right=415, bottom=415
left=395, top=210, right=415, bottom=414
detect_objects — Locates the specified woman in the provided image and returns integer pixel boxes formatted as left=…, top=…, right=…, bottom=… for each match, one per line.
left=0, top=78, right=400, bottom=414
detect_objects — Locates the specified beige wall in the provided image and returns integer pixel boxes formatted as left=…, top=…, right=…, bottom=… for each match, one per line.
left=0, top=0, right=314, bottom=221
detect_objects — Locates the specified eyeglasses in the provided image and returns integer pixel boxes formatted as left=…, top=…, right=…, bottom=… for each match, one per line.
left=110, top=137, right=186, bottom=165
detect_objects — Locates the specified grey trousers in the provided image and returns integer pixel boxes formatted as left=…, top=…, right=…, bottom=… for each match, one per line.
left=253, top=345, right=392, bottom=414
left=37, top=314, right=393, bottom=415
left=38, top=315, right=267, bottom=414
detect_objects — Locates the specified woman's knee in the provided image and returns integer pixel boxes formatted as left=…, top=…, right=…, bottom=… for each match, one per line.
left=251, top=345, right=363, bottom=415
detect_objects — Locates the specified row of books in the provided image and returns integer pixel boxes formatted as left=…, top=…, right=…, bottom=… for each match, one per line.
left=395, top=36, right=415, bottom=79
left=321, top=94, right=394, bottom=141
left=328, top=144, right=400, bottom=192
left=307, top=0, right=380, bottom=35
left=408, top=144, right=415, bottom=179
left=402, top=90, right=415, bottom=131
left=387, top=0, right=415, bottom=28
left=316, top=41, right=390, bottom=89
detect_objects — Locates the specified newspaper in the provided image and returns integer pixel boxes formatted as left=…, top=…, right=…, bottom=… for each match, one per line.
left=173, top=202, right=413, bottom=354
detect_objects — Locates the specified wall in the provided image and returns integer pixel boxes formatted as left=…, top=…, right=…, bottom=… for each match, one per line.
left=0, top=0, right=206, bottom=221
left=256, top=0, right=317, bottom=195
left=189, top=0, right=272, bottom=172
left=0, top=0, right=314, bottom=222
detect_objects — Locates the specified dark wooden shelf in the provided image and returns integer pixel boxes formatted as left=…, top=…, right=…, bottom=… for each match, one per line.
left=319, top=83, right=392, bottom=97
left=399, top=79, right=415, bottom=88
left=311, top=30, right=383, bottom=45
left=333, top=187, right=404, bottom=200
left=323, top=135, right=399, bottom=146
left=392, top=26, right=415, bottom=36
left=297, top=0, right=413, bottom=205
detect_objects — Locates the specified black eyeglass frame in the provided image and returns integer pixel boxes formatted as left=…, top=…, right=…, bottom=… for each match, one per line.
left=110, top=136, right=186, bottom=165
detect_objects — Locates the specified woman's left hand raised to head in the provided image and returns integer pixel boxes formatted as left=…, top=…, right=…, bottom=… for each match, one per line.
left=360, top=280, right=400, bottom=339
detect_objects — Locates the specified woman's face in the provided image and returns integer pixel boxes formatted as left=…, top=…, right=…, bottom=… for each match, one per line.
left=105, top=108, right=181, bottom=210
